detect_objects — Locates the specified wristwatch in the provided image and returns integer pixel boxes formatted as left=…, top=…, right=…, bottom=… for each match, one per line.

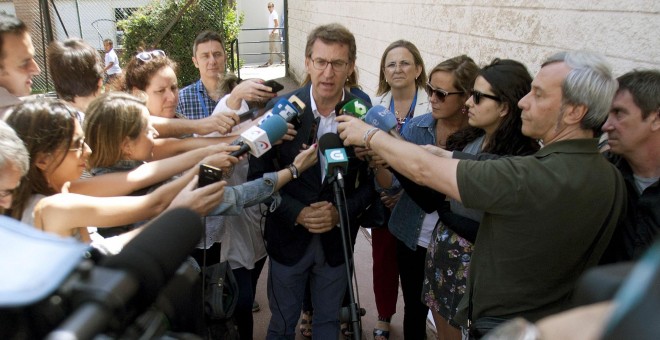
left=287, top=164, right=299, bottom=179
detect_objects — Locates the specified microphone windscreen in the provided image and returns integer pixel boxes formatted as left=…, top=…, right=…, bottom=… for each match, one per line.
left=365, top=105, right=398, bottom=132
left=271, top=98, right=300, bottom=123
left=341, top=98, right=369, bottom=119
left=318, top=132, right=344, bottom=154
left=259, top=114, right=289, bottom=142
left=100, top=208, right=203, bottom=308
left=334, top=98, right=353, bottom=115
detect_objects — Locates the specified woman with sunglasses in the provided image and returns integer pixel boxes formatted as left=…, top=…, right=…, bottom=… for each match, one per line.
left=364, top=55, right=477, bottom=340
left=362, top=39, right=429, bottom=340
left=5, top=98, right=228, bottom=241
left=420, top=59, right=539, bottom=340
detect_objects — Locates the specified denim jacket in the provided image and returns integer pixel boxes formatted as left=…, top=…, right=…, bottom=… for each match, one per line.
left=389, top=113, right=437, bottom=250
left=207, top=171, right=281, bottom=216
left=93, top=160, right=282, bottom=217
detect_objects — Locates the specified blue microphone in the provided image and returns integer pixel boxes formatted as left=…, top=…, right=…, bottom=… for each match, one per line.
left=271, top=97, right=300, bottom=123
left=364, top=105, right=403, bottom=140
left=230, top=114, right=288, bottom=158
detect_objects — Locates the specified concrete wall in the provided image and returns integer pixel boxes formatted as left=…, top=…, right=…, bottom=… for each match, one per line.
left=285, top=0, right=660, bottom=95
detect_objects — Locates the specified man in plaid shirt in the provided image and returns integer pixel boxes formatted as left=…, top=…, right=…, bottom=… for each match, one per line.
left=177, top=31, right=226, bottom=120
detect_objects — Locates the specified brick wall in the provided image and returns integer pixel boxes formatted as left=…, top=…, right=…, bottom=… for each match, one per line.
left=285, top=0, right=660, bottom=95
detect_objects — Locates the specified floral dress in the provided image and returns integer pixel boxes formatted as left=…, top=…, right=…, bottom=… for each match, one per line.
left=422, top=135, right=483, bottom=327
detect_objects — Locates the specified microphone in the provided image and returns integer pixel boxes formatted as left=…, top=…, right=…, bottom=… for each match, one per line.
left=364, top=105, right=404, bottom=140
left=336, top=98, right=369, bottom=119
left=237, top=107, right=260, bottom=123
left=229, top=113, right=288, bottom=158
left=319, top=132, right=348, bottom=179
left=238, top=94, right=306, bottom=124
left=49, top=208, right=203, bottom=339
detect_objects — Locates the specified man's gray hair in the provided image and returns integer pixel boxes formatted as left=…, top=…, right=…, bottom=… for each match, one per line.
left=543, top=51, right=618, bottom=132
left=0, top=120, right=28, bottom=175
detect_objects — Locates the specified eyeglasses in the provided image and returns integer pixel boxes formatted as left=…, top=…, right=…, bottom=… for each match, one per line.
left=470, top=89, right=501, bottom=105
left=68, top=137, right=88, bottom=156
left=0, top=189, right=14, bottom=199
left=425, top=82, right=464, bottom=102
left=311, top=58, right=350, bottom=72
left=385, top=60, right=413, bottom=71
left=136, top=50, right=166, bottom=63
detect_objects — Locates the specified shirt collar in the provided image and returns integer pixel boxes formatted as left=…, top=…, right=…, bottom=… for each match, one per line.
left=309, top=86, right=345, bottom=119
left=535, top=138, right=599, bottom=158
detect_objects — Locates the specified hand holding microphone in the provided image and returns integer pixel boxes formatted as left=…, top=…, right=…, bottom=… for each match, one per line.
left=337, top=104, right=404, bottom=148
left=363, top=105, right=404, bottom=140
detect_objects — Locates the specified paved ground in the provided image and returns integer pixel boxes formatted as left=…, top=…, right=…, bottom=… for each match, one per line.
left=240, top=63, right=435, bottom=339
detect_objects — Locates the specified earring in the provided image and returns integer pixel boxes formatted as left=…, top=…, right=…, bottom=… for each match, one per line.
left=461, top=105, right=468, bottom=115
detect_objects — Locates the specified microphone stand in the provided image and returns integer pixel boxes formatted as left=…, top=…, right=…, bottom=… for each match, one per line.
left=330, top=171, right=363, bottom=340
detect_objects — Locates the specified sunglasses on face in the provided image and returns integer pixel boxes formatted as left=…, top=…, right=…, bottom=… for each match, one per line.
left=425, top=82, right=464, bottom=102
left=136, top=50, right=166, bottom=63
left=68, top=137, right=88, bottom=156
left=470, top=89, right=501, bottom=105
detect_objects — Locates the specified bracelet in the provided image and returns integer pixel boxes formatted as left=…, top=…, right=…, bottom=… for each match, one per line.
left=362, top=127, right=379, bottom=148
left=365, top=129, right=380, bottom=150
left=286, top=164, right=299, bottom=179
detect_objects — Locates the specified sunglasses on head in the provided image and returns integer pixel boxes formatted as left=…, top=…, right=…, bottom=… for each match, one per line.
left=136, top=50, right=166, bottom=63
left=470, top=89, right=501, bottom=105
left=425, top=82, right=464, bottom=102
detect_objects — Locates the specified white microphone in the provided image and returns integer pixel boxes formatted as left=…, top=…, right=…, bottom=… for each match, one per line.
left=230, top=114, right=288, bottom=158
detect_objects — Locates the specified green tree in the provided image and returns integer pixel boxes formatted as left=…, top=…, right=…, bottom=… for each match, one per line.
left=118, top=0, right=244, bottom=87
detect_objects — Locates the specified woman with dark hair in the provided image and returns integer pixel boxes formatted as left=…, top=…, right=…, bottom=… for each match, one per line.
left=47, top=38, right=104, bottom=113
left=368, top=55, right=478, bottom=340
left=421, top=59, right=539, bottom=340
left=4, top=98, right=226, bottom=240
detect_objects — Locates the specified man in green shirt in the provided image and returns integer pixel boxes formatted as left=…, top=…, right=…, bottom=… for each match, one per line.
left=337, top=50, right=626, bottom=334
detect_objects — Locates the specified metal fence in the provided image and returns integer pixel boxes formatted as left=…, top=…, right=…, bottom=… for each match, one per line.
left=4, top=0, right=231, bottom=94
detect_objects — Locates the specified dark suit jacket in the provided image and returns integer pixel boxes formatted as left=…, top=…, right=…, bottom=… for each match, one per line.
left=248, top=83, right=376, bottom=266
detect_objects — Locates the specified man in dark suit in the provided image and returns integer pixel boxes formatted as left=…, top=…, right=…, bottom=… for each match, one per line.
left=249, top=23, right=375, bottom=339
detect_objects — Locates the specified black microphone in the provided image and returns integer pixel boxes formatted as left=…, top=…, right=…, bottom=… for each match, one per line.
left=319, top=132, right=348, bottom=179
left=48, top=208, right=203, bottom=339
left=237, top=107, right=260, bottom=123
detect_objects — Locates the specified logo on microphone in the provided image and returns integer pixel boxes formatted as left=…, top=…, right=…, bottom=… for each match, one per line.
left=329, top=149, right=347, bottom=162
left=257, top=141, right=271, bottom=151
left=353, top=101, right=368, bottom=116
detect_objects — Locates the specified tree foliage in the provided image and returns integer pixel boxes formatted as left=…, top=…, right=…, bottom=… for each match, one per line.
left=118, top=0, right=244, bottom=87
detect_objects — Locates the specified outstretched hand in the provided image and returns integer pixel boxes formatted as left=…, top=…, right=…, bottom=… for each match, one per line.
left=420, top=144, right=452, bottom=158
left=336, top=115, right=373, bottom=147
left=169, top=176, right=225, bottom=216
left=198, top=114, right=238, bottom=135
left=293, top=143, right=319, bottom=173
left=229, top=79, right=277, bottom=105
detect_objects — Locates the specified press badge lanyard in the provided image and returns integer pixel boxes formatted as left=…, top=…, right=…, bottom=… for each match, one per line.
left=196, top=81, right=210, bottom=117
